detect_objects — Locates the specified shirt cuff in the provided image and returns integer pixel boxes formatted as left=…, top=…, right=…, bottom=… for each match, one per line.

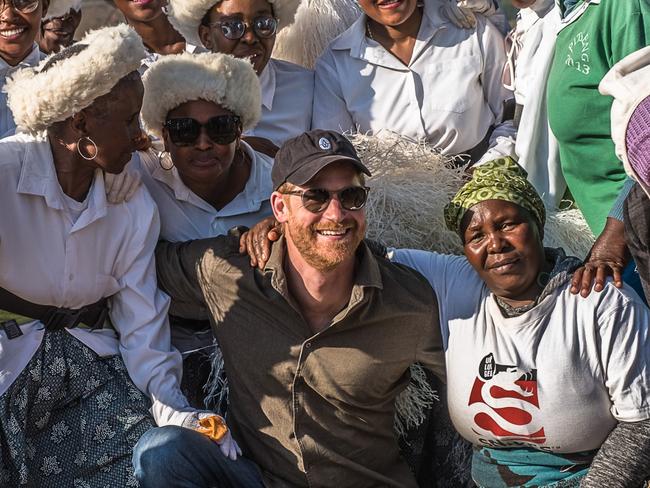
left=609, top=178, right=636, bottom=221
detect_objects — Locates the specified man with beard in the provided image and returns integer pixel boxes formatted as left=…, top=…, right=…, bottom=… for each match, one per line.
left=133, top=129, right=446, bottom=488
left=38, top=0, right=81, bottom=54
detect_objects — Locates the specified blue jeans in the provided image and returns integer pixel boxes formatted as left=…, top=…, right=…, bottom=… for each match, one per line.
left=133, top=426, right=265, bottom=488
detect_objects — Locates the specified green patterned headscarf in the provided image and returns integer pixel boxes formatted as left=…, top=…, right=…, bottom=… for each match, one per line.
left=444, top=157, right=546, bottom=235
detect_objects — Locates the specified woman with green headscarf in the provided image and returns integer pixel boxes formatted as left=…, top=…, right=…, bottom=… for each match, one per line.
left=390, top=157, right=650, bottom=487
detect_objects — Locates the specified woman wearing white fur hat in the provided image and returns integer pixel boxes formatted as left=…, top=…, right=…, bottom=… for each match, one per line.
left=37, top=0, right=81, bottom=54
left=132, top=51, right=273, bottom=406
left=312, top=0, right=516, bottom=165
left=0, top=25, right=238, bottom=486
left=0, top=0, right=50, bottom=137
left=166, top=0, right=313, bottom=148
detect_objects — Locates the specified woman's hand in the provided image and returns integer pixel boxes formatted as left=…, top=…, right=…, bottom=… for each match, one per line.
left=441, top=0, right=497, bottom=29
left=104, top=168, right=142, bottom=204
left=194, top=414, right=242, bottom=461
left=571, top=218, right=629, bottom=297
left=239, top=216, right=281, bottom=269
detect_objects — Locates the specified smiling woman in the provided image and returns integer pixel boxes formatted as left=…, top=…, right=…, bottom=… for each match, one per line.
left=390, top=157, right=650, bottom=487
left=0, top=0, right=49, bottom=136
left=167, top=0, right=313, bottom=147
left=38, top=0, right=82, bottom=54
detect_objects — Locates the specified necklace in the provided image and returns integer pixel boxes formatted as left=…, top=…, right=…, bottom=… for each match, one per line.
left=365, top=21, right=375, bottom=41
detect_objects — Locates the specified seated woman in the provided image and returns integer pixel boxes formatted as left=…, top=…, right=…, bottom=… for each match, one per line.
left=166, top=0, right=313, bottom=148
left=391, top=158, right=650, bottom=487
left=312, top=0, right=515, bottom=165
left=38, top=0, right=82, bottom=54
left=0, top=0, right=49, bottom=137
left=133, top=51, right=273, bottom=407
left=0, top=25, right=237, bottom=486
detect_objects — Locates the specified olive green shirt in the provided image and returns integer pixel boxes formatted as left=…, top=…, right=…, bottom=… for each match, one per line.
left=156, top=236, right=445, bottom=488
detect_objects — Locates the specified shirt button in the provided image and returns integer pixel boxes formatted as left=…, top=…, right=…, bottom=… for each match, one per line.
left=68, top=274, right=74, bottom=281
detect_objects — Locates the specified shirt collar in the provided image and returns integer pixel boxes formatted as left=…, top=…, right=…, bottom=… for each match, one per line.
left=259, top=59, right=276, bottom=110
left=264, top=237, right=384, bottom=301
left=149, top=141, right=272, bottom=215
left=330, top=6, right=447, bottom=68
left=17, top=137, right=108, bottom=229
left=0, top=43, right=41, bottom=78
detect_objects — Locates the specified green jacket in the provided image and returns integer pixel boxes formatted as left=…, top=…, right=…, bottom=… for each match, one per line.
left=547, top=0, right=650, bottom=234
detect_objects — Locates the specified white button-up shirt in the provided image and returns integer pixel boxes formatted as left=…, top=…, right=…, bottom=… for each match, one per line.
left=312, top=3, right=515, bottom=161
left=0, top=44, right=45, bottom=138
left=245, top=58, right=314, bottom=147
left=0, top=135, right=197, bottom=427
left=132, top=142, right=273, bottom=242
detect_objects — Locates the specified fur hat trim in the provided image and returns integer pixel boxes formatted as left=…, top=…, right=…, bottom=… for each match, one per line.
left=166, top=0, right=300, bottom=48
left=6, top=24, right=145, bottom=135
left=44, top=0, right=82, bottom=20
left=141, top=52, right=261, bottom=138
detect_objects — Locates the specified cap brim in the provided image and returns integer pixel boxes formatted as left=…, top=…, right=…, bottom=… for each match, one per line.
left=285, top=155, right=372, bottom=188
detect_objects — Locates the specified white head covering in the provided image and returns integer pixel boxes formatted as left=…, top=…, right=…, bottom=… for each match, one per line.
left=166, top=0, right=300, bottom=48
left=43, top=0, right=82, bottom=21
left=599, top=46, right=650, bottom=196
left=6, top=24, right=146, bottom=135
left=140, top=52, right=261, bottom=139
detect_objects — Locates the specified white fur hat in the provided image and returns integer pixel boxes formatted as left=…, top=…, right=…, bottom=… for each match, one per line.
left=141, top=52, right=261, bottom=138
left=6, top=24, right=145, bottom=135
left=43, top=0, right=82, bottom=20
left=166, top=0, right=300, bottom=47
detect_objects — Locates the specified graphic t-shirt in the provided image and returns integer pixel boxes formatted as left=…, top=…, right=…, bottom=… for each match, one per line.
left=390, top=249, right=650, bottom=454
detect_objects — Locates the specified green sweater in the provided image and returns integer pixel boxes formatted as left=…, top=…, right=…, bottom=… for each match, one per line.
left=547, top=0, right=650, bottom=234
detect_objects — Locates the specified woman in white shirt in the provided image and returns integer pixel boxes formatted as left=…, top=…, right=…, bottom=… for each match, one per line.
left=134, top=51, right=273, bottom=408
left=0, top=25, right=237, bottom=486
left=0, top=0, right=49, bottom=137
left=166, top=0, right=313, bottom=148
left=392, top=158, right=650, bottom=487
left=313, top=0, right=515, bottom=164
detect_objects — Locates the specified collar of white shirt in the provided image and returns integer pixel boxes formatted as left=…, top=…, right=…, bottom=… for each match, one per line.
left=0, top=43, right=41, bottom=79
left=17, top=137, right=108, bottom=229
left=259, top=58, right=277, bottom=110
left=149, top=141, right=272, bottom=216
left=330, top=3, right=449, bottom=69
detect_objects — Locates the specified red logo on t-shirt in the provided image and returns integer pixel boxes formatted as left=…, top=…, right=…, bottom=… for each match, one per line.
left=468, top=353, right=546, bottom=447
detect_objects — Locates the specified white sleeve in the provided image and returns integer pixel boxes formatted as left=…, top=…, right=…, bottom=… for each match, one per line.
left=312, top=50, right=355, bottom=133
left=597, top=289, right=650, bottom=422
left=110, top=195, right=198, bottom=427
left=475, top=16, right=517, bottom=165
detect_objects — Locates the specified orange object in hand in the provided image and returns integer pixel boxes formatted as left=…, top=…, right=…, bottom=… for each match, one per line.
left=196, top=415, right=229, bottom=443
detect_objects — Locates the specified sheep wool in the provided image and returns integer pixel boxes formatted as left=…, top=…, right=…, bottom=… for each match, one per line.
left=6, top=24, right=145, bottom=135
left=140, top=52, right=261, bottom=138
left=166, top=0, right=301, bottom=48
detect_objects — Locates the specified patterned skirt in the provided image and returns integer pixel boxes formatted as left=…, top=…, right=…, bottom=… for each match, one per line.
left=0, top=330, right=155, bottom=487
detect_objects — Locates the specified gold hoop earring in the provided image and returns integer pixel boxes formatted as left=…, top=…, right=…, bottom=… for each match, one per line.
left=77, top=136, right=98, bottom=161
left=159, top=151, right=174, bottom=171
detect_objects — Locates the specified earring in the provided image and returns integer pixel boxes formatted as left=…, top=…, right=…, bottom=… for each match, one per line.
left=77, top=136, right=98, bottom=161
left=159, top=151, right=175, bottom=171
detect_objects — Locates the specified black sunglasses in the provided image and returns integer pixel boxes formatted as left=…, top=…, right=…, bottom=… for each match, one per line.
left=164, top=115, right=242, bottom=146
left=209, top=16, right=278, bottom=40
left=281, top=186, right=370, bottom=213
left=0, top=0, right=39, bottom=13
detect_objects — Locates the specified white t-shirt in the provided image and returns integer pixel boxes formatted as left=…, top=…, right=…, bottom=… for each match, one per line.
left=391, top=249, right=650, bottom=453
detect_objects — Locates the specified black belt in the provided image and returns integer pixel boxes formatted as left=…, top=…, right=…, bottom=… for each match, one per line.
left=169, top=314, right=211, bottom=332
left=0, top=286, right=110, bottom=335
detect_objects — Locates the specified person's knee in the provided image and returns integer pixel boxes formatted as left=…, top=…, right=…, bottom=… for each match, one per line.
left=133, top=426, right=196, bottom=480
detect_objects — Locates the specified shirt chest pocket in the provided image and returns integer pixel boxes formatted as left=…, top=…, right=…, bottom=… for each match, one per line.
left=421, top=55, right=482, bottom=114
